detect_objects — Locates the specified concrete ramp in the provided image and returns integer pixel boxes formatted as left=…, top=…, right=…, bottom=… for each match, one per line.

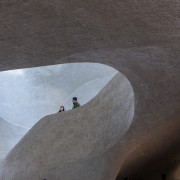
left=0, top=72, right=134, bottom=180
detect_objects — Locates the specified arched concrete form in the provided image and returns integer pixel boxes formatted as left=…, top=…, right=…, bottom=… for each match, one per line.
left=0, top=0, right=180, bottom=179
left=0, top=118, right=27, bottom=162
left=0, top=72, right=135, bottom=180
left=0, top=62, right=117, bottom=162
left=0, top=63, right=117, bottom=128
left=0, top=0, right=180, bottom=72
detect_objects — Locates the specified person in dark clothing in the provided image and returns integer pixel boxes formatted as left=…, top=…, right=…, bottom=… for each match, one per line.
left=72, top=97, right=80, bottom=109
left=161, top=173, right=167, bottom=180
left=58, top=106, right=65, bottom=112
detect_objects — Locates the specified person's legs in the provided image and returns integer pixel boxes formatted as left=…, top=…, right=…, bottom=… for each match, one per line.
left=161, top=173, right=166, bottom=180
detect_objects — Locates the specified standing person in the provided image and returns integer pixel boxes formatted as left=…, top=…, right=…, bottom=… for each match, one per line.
left=72, top=97, right=80, bottom=109
left=58, top=106, right=65, bottom=112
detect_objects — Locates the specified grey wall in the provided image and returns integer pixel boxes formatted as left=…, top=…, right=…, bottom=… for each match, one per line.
left=0, top=73, right=135, bottom=180
left=0, top=63, right=117, bottom=128
left=0, top=118, right=27, bottom=162
left=0, top=63, right=117, bottom=162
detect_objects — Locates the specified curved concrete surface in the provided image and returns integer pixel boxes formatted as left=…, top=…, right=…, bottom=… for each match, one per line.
left=0, top=118, right=28, bottom=162
left=0, top=0, right=180, bottom=179
left=0, top=63, right=117, bottom=128
left=0, top=73, right=134, bottom=179
left=0, top=63, right=117, bottom=163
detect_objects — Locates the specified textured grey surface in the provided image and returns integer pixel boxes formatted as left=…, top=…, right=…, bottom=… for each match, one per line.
left=0, top=73, right=134, bottom=179
left=0, top=63, right=117, bottom=162
left=0, top=118, right=27, bottom=162
left=0, top=0, right=180, bottom=179
left=0, top=63, right=117, bottom=128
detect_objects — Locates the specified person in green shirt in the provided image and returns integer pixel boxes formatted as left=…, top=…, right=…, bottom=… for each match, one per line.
left=72, top=97, right=80, bottom=109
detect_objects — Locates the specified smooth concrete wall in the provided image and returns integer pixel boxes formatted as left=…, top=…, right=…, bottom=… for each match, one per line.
left=0, top=73, right=134, bottom=180
left=0, top=63, right=117, bottom=162
left=0, top=118, right=27, bottom=162
left=0, top=63, right=117, bottom=128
